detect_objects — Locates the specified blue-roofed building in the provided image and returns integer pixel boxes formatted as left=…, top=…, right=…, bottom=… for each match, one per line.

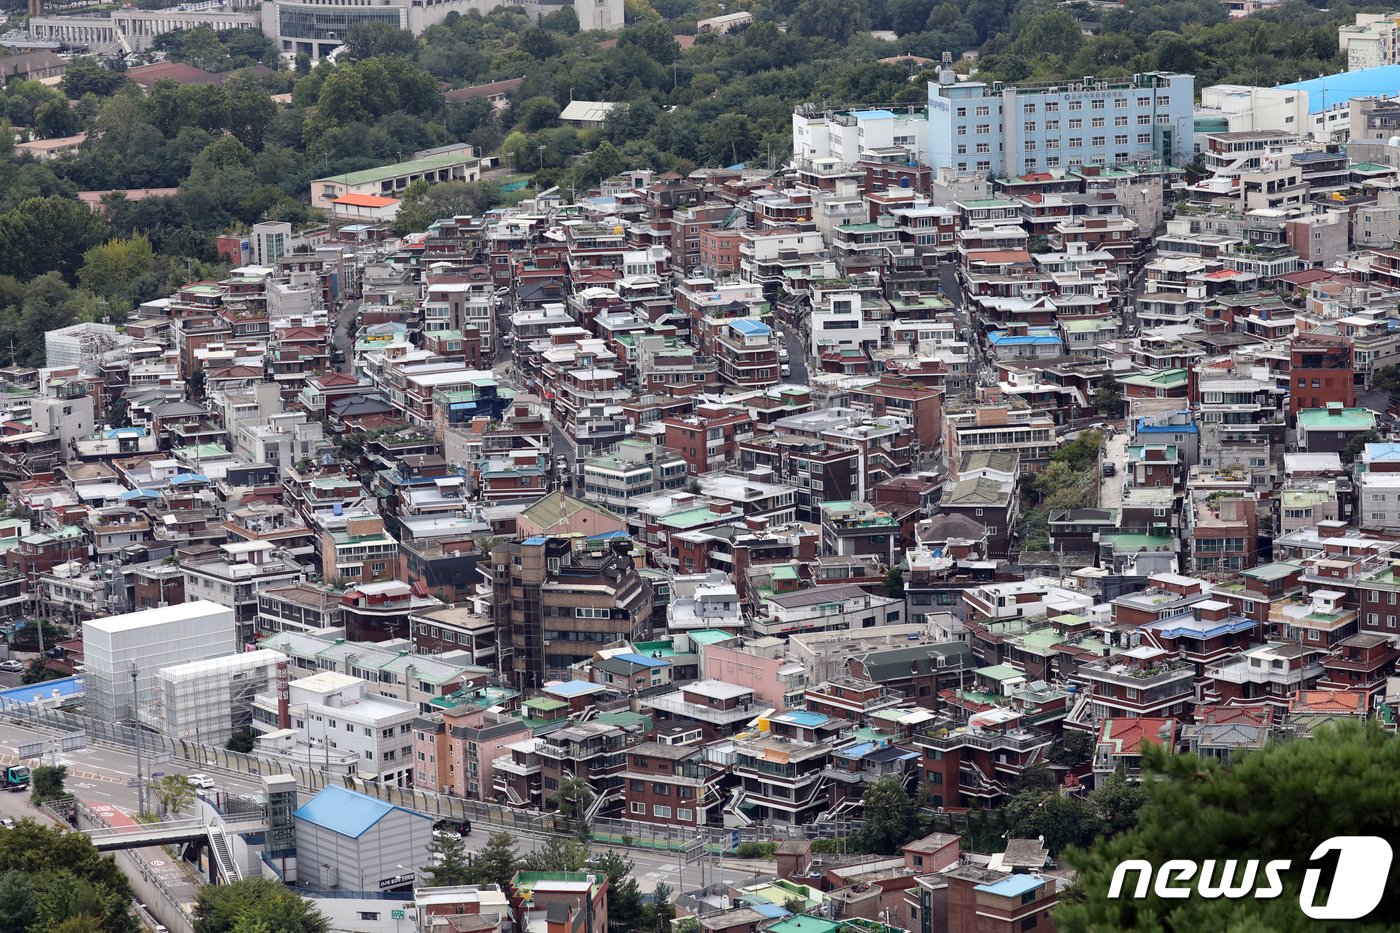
left=1134, top=411, right=1199, bottom=466
left=592, top=651, right=673, bottom=691
left=728, top=318, right=772, bottom=338
left=293, top=784, right=433, bottom=891
left=946, top=863, right=1059, bottom=930
left=986, top=327, right=1064, bottom=360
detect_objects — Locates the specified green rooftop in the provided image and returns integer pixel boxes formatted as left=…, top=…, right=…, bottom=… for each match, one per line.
left=1101, top=532, right=1177, bottom=552
left=1297, top=407, right=1375, bottom=430
left=658, top=506, right=725, bottom=529
left=317, top=151, right=480, bottom=188
left=975, top=664, right=1025, bottom=683
left=1118, top=368, right=1188, bottom=389
left=523, top=696, right=567, bottom=712
left=1243, top=561, right=1300, bottom=582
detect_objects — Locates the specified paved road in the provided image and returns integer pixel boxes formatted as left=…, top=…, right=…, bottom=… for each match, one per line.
left=776, top=322, right=808, bottom=385
left=332, top=299, right=361, bottom=374
left=0, top=721, right=768, bottom=890
left=1100, top=432, right=1128, bottom=509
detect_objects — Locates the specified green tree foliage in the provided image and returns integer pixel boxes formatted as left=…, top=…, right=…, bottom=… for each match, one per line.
left=78, top=234, right=155, bottom=304
left=587, top=850, right=643, bottom=931
left=155, top=774, right=195, bottom=817
left=856, top=775, right=926, bottom=855
left=0, top=822, right=134, bottom=932
left=465, top=831, right=521, bottom=891
left=152, top=25, right=280, bottom=70
left=34, top=99, right=81, bottom=140
left=424, top=831, right=473, bottom=886
left=1048, top=730, right=1095, bottom=768
left=789, top=0, right=870, bottom=42
left=226, top=729, right=256, bottom=753
left=0, top=197, right=108, bottom=282
left=344, top=21, right=419, bottom=59
left=21, top=658, right=61, bottom=686
left=551, top=775, right=594, bottom=839
left=1052, top=430, right=1103, bottom=473
left=1058, top=722, right=1400, bottom=932
left=393, top=179, right=508, bottom=234
left=59, top=61, right=129, bottom=99
left=193, top=878, right=329, bottom=933
left=30, top=765, right=68, bottom=804
left=1091, top=375, right=1124, bottom=419
left=883, top=566, right=905, bottom=598
left=520, top=836, right=590, bottom=873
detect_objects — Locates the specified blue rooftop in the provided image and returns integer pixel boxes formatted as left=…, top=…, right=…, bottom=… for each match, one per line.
left=1366, top=442, right=1400, bottom=462
left=614, top=653, right=670, bottom=668
left=294, top=785, right=428, bottom=837
left=729, top=319, right=771, bottom=337
left=545, top=680, right=604, bottom=697
left=169, top=473, right=209, bottom=485
left=0, top=675, right=84, bottom=708
left=121, top=489, right=160, bottom=501
left=776, top=709, right=829, bottom=728
left=1145, top=612, right=1256, bottom=641
left=1138, top=422, right=1198, bottom=434
left=851, top=109, right=896, bottom=120
left=104, top=427, right=145, bottom=438
left=988, top=331, right=1061, bottom=346
left=839, top=741, right=877, bottom=759
left=522, top=536, right=548, bottom=545
left=975, top=874, right=1047, bottom=898
left=1278, top=65, right=1400, bottom=113
left=586, top=530, right=631, bottom=541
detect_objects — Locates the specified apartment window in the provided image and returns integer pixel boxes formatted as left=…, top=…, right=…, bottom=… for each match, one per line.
left=1045, top=120, right=1060, bottom=131
left=976, top=161, right=991, bottom=171
left=1068, top=100, right=1082, bottom=111
left=1068, top=118, right=1082, bottom=129
left=1091, top=117, right=1105, bottom=128
left=1115, top=115, right=1128, bottom=127
left=653, top=805, right=671, bottom=818
left=1115, top=135, right=1128, bottom=145
left=956, top=125, right=967, bottom=136
left=1024, top=103, right=1037, bottom=114
left=1045, top=101, right=1059, bottom=113
left=1045, top=155, right=1061, bottom=167
left=975, top=105, right=990, bottom=116
left=956, top=145, right=967, bottom=155
left=1137, top=96, right=1151, bottom=107
left=677, top=808, right=693, bottom=822
left=1068, top=137, right=1082, bottom=148
left=630, top=801, right=645, bottom=814
left=975, top=124, right=991, bottom=134
left=1125, top=688, right=1139, bottom=700
left=359, top=913, right=381, bottom=922
left=974, top=143, right=990, bottom=154
left=955, top=107, right=967, bottom=117
left=1092, top=136, right=1105, bottom=147
left=1023, top=121, right=1037, bottom=133
left=1138, top=115, right=1152, bottom=126
left=1138, top=134, right=1152, bottom=144
left=1092, top=99, right=1105, bottom=110
left=1024, top=140, right=1037, bottom=151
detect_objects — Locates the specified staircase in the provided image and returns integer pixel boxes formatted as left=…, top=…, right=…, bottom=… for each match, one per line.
left=205, top=825, right=242, bottom=884
left=502, top=784, right=526, bottom=806
left=725, top=787, right=753, bottom=827
left=584, top=788, right=621, bottom=822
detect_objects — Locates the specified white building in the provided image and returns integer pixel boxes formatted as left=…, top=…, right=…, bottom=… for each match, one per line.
left=82, top=601, right=237, bottom=723
left=254, top=671, right=419, bottom=786
left=1196, top=85, right=1309, bottom=137
left=1339, top=13, right=1400, bottom=70
left=44, top=323, right=133, bottom=374
left=181, top=540, right=303, bottom=647
left=791, top=105, right=930, bottom=166
left=292, top=784, right=434, bottom=894
left=810, top=289, right=881, bottom=356
left=153, top=649, right=285, bottom=745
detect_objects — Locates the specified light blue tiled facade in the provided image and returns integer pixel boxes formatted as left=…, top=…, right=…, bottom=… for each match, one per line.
left=927, top=73, right=1195, bottom=176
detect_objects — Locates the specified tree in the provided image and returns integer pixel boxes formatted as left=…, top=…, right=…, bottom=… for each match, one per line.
left=1343, top=429, right=1381, bottom=465
left=551, top=776, right=594, bottom=839
left=1090, top=375, right=1123, bottom=419
left=883, top=567, right=904, bottom=598
left=0, top=197, right=108, bottom=282
left=30, top=765, right=68, bottom=804
left=789, top=0, right=869, bottom=42
left=225, top=729, right=255, bottom=753
left=1006, top=792, right=1100, bottom=855
left=21, top=658, right=61, bottom=686
left=1048, top=731, right=1094, bottom=768
left=344, top=22, right=418, bottom=59
left=515, top=96, right=561, bottom=132
left=59, top=60, right=128, bottom=98
left=466, top=831, right=520, bottom=891
left=424, top=831, right=472, bottom=886
left=193, top=878, right=329, bottom=933
left=1086, top=768, right=1147, bottom=836
left=782, top=895, right=806, bottom=915
left=0, top=871, right=37, bottom=933
left=587, top=850, right=642, bottom=930
left=641, top=881, right=675, bottom=933
left=78, top=234, right=155, bottom=303
left=856, top=775, right=922, bottom=855
left=520, top=836, right=589, bottom=873
left=1051, top=430, right=1103, bottom=473
left=1058, top=722, right=1400, bottom=931
left=34, top=99, right=81, bottom=140
left=155, top=774, right=195, bottom=817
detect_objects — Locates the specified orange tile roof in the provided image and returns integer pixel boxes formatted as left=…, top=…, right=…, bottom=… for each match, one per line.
left=1099, top=717, right=1175, bottom=755
left=1290, top=689, right=1367, bottom=714
left=333, top=193, right=401, bottom=208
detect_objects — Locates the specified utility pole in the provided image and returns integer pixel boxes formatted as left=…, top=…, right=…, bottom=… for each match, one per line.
left=130, top=663, right=146, bottom=818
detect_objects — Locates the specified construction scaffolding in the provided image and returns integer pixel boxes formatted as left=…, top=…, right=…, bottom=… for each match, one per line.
left=43, top=323, right=133, bottom=374
left=151, top=649, right=284, bottom=746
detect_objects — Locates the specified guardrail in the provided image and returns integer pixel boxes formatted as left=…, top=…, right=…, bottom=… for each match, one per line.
left=2, top=703, right=863, bottom=853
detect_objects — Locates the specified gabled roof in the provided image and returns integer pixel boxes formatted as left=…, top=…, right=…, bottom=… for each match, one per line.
left=1099, top=717, right=1175, bottom=755
left=293, top=784, right=430, bottom=837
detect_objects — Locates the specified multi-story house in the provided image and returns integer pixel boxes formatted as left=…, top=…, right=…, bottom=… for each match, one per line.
left=537, top=721, right=631, bottom=819
left=913, top=715, right=1052, bottom=809
left=641, top=680, right=759, bottom=742
left=487, top=536, right=654, bottom=690
left=579, top=440, right=687, bottom=515
left=1318, top=632, right=1400, bottom=702
left=180, top=540, right=302, bottom=646
left=927, top=72, right=1194, bottom=175
left=661, top=405, right=757, bottom=476
left=1075, top=647, right=1197, bottom=723
left=622, top=740, right=726, bottom=829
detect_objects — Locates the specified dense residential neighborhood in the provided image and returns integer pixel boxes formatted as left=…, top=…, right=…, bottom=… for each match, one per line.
left=3, top=0, right=1400, bottom=931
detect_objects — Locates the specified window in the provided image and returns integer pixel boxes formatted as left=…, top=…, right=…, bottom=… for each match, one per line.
left=1068, top=100, right=1082, bottom=112
left=1138, top=114, right=1152, bottom=125
left=1024, top=103, right=1037, bottom=114
left=1046, top=120, right=1060, bottom=131
left=975, top=105, right=990, bottom=116
left=1091, top=117, right=1105, bottom=128
left=1045, top=101, right=1059, bottom=113
left=1092, top=99, right=1105, bottom=110
left=1115, top=135, right=1128, bottom=145
left=1068, top=118, right=1082, bottom=129
left=1115, top=115, right=1128, bottom=126
left=1138, top=134, right=1152, bottom=144
left=1024, top=121, right=1037, bottom=133
left=956, top=107, right=967, bottom=118
left=359, top=913, right=381, bottom=922
left=630, top=801, right=645, bottom=814
left=1024, top=140, right=1037, bottom=151
left=1092, top=136, right=1105, bottom=146
left=975, top=124, right=991, bottom=134
left=975, top=143, right=990, bottom=154
left=677, top=808, right=693, bottom=822
left=653, top=805, right=671, bottom=818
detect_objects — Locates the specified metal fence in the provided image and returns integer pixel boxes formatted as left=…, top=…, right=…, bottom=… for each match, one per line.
left=2, top=703, right=861, bottom=854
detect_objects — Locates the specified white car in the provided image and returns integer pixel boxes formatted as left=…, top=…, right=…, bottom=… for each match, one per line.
left=186, top=773, right=216, bottom=790
left=0, top=660, right=23, bottom=673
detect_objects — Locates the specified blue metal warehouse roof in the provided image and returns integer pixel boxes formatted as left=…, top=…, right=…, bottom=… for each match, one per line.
left=293, top=785, right=428, bottom=838
left=1278, top=65, right=1400, bottom=114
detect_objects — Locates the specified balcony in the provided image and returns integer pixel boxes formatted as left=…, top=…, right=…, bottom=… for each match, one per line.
left=492, top=755, right=540, bottom=777
left=916, top=726, right=1051, bottom=754
left=642, top=692, right=760, bottom=724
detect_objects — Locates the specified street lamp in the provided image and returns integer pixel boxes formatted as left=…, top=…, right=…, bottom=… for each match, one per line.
left=538, top=145, right=546, bottom=172
left=129, top=662, right=146, bottom=818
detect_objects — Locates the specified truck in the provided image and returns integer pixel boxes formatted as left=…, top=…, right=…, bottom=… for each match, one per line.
left=4, top=766, right=29, bottom=792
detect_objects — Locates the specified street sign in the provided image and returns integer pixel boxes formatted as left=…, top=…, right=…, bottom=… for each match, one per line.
left=59, top=731, right=86, bottom=752
left=391, top=910, right=406, bottom=920
left=730, top=830, right=741, bottom=850
left=683, top=840, right=706, bottom=865
left=153, top=754, right=171, bottom=765
left=15, top=742, right=44, bottom=759
left=127, top=779, right=140, bottom=788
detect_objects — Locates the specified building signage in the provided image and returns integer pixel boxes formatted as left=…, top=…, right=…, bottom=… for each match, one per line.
left=379, top=873, right=416, bottom=889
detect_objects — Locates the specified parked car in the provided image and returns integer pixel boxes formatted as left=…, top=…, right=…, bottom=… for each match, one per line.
left=779, top=364, right=791, bottom=378
left=1102, top=462, right=1116, bottom=477
left=0, top=660, right=24, bottom=673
